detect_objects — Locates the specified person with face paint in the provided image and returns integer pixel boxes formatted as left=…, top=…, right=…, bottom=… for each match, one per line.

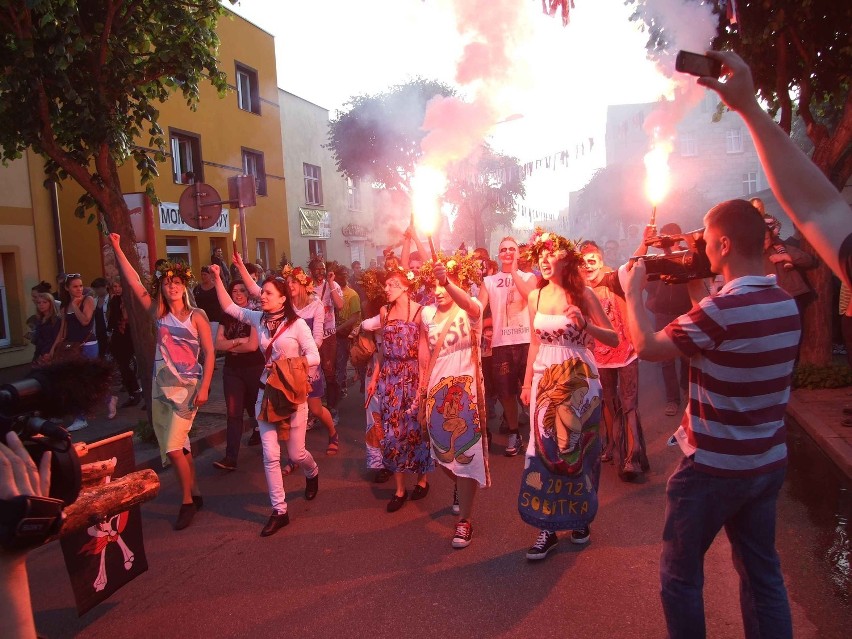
left=209, top=263, right=321, bottom=537
left=475, top=237, right=538, bottom=458
left=518, top=229, right=617, bottom=560
left=109, top=234, right=214, bottom=531
left=363, top=266, right=431, bottom=512
left=579, top=241, right=650, bottom=481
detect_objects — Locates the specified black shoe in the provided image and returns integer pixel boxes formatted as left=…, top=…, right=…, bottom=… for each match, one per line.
left=247, top=429, right=261, bottom=446
left=387, top=490, right=408, bottom=513
left=570, top=525, right=591, bottom=545
left=174, top=503, right=197, bottom=530
left=260, top=511, right=290, bottom=537
left=411, top=482, right=430, bottom=501
left=120, top=393, right=142, bottom=408
left=192, top=495, right=204, bottom=511
left=305, top=474, right=319, bottom=501
left=374, top=468, right=392, bottom=484
left=213, top=457, right=237, bottom=471
left=526, top=530, right=558, bottom=560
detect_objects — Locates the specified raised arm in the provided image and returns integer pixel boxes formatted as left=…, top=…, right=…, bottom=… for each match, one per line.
left=233, top=252, right=261, bottom=298
left=107, top=233, right=152, bottom=311
left=622, top=259, right=682, bottom=361
left=208, top=264, right=239, bottom=318
left=512, top=267, right=537, bottom=300
left=700, top=50, right=852, bottom=286
left=434, top=262, right=480, bottom=320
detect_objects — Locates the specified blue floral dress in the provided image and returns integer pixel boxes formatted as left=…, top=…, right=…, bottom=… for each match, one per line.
left=377, top=316, right=433, bottom=474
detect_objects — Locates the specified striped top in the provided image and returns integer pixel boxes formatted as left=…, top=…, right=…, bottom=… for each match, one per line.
left=665, top=275, right=801, bottom=477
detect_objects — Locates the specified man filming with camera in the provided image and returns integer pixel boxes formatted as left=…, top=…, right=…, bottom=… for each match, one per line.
left=623, top=197, right=800, bottom=638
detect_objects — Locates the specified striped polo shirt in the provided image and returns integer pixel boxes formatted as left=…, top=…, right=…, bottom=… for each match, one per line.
left=665, top=275, right=801, bottom=477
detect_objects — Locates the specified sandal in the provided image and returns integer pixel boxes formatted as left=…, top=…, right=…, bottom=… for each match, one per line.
left=282, top=462, right=300, bottom=477
left=326, top=433, right=340, bottom=456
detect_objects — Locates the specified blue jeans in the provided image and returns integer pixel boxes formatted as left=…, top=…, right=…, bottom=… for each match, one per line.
left=660, top=457, right=792, bottom=639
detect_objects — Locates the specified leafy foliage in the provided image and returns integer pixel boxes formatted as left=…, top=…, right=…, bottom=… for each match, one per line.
left=793, top=363, right=852, bottom=390
left=445, top=144, right=525, bottom=248
left=327, top=79, right=457, bottom=189
left=627, top=0, right=852, bottom=187
left=0, top=0, right=229, bottom=216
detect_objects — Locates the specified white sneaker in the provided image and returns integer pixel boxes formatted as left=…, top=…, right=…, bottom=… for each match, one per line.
left=107, top=395, right=118, bottom=419
left=67, top=418, right=89, bottom=432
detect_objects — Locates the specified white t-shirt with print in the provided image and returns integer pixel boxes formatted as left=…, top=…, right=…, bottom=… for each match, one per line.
left=481, top=270, right=536, bottom=348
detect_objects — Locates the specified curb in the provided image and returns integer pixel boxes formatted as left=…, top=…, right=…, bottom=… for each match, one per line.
left=133, top=415, right=229, bottom=474
left=786, top=393, right=852, bottom=482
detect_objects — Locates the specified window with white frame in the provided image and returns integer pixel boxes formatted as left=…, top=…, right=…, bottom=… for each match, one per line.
left=170, top=130, right=203, bottom=183
left=242, top=148, right=267, bottom=196
left=236, top=63, right=260, bottom=114
left=166, top=237, right=192, bottom=266
left=347, top=176, right=361, bottom=210
left=304, top=163, right=322, bottom=205
left=726, top=128, right=744, bottom=154
left=679, top=132, right=697, bottom=157
left=742, top=171, right=758, bottom=196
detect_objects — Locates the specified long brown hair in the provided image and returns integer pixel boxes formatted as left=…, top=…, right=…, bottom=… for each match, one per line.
left=537, top=255, right=588, bottom=316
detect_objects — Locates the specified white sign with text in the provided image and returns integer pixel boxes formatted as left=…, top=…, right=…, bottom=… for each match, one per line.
left=158, top=201, right=229, bottom=233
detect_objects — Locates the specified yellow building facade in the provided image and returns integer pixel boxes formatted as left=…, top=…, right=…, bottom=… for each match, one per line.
left=0, top=10, right=288, bottom=369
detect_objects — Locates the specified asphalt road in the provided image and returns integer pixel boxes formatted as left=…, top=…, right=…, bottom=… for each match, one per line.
left=26, top=364, right=852, bottom=638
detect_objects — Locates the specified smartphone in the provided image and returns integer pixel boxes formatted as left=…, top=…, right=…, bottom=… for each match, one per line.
left=675, top=50, right=722, bottom=78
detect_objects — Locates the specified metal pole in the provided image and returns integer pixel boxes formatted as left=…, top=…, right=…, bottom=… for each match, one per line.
left=239, top=206, right=248, bottom=259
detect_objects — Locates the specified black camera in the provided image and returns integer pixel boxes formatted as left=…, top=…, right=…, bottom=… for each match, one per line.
left=0, top=359, right=112, bottom=550
left=633, top=228, right=715, bottom=284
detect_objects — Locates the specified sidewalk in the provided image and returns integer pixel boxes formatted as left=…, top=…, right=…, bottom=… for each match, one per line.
left=3, top=359, right=852, bottom=482
left=787, top=387, right=852, bottom=481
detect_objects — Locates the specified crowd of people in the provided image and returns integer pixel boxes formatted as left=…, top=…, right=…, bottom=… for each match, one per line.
left=7, top=50, right=852, bottom=639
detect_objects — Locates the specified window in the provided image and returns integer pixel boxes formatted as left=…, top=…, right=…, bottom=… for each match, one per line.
left=256, top=239, right=273, bottom=271
left=679, top=132, right=697, bottom=157
left=347, top=176, right=362, bottom=210
left=166, top=237, right=192, bottom=265
left=0, top=260, right=10, bottom=347
left=242, top=148, right=267, bottom=196
left=304, top=163, right=322, bottom=205
left=726, top=128, right=744, bottom=154
left=236, top=63, right=260, bottom=114
left=170, top=130, right=203, bottom=184
left=308, top=239, right=327, bottom=261
left=742, top=171, right=758, bottom=196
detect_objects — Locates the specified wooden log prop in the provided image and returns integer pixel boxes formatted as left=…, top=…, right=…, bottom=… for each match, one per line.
left=80, top=457, right=118, bottom=489
left=59, top=469, right=160, bottom=538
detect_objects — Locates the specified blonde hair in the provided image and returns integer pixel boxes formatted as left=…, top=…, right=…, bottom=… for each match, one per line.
left=34, top=292, right=59, bottom=324
left=155, top=277, right=196, bottom=319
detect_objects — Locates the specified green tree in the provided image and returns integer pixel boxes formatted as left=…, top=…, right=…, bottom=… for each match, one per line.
left=327, top=79, right=526, bottom=248
left=628, top=0, right=852, bottom=366
left=0, top=0, right=230, bottom=382
left=445, top=145, right=525, bottom=249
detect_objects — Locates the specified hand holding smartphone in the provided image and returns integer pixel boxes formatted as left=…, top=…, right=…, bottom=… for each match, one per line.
left=676, top=50, right=723, bottom=78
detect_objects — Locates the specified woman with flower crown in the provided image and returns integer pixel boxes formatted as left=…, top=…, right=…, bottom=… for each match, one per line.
left=108, top=234, right=214, bottom=531
left=518, top=229, right=618, bottom=561
left=363, top=266, right=432, bottom=512
left=418, top=253, right=489, bottom=548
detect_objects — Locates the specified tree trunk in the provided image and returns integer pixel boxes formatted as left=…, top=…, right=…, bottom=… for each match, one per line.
left=797, top=125, right=850, bottom=367
left=100, top=183, right=156, bottom=421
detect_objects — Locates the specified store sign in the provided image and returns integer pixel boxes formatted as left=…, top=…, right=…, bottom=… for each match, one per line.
left=158, top=201, right=229, bottom=233
left=299, top=208, right=330, bottom=238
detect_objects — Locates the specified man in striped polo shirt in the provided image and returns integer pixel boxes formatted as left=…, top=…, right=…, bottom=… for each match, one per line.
left=623, top=200, right=800, bottom=639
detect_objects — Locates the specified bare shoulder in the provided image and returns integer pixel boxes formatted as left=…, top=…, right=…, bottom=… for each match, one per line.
left=192, top=308, right=210, bottom=325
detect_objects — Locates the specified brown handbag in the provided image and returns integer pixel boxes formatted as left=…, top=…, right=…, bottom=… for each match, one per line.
left=350, top=311, right=385, bottom=368
left=52, top=339, right=84, bottom=362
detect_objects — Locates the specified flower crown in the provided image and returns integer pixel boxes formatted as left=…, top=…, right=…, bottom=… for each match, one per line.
left=416, top=250, right=484, bottom=293
left=524, top=227, right=582, bottom=265
left=357, top=267, right=387, bottom=306
left=384, top=265, right=417, bottom=287
left=280, top=264, right=313, bottom=292
left=149, top=261, right=194, bottom=295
